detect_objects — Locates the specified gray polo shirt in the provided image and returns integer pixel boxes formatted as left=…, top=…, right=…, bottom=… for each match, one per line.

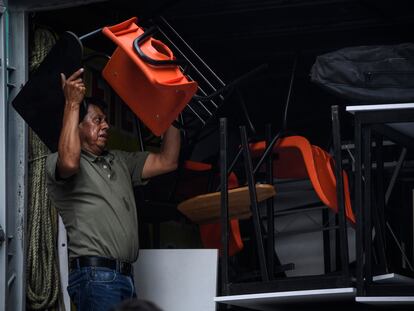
left=46, top=149, right=149, bottom=262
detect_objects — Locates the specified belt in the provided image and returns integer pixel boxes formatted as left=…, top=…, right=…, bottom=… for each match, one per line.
left=70, top=256, right=133, bottom=276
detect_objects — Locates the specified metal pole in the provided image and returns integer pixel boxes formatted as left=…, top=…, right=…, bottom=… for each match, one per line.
left=331, top=106, right=349, bottom=279
left=265, top=124, right=275, bottom=278
left=240, top=125, right=269, bottom=281
left=219, top=118, right=229, bottom=294
left=354, top=116, right=364, bottom=296
left=363, top=126, right=373, bottom=287
left=0, top=7, right=8, bottom=310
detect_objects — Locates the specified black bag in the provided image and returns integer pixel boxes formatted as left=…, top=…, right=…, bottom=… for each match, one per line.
left=310, top=43, right=414, bottom=104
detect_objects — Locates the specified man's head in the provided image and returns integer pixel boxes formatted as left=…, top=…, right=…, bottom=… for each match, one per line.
left=78, top=97, right=109, bottom=155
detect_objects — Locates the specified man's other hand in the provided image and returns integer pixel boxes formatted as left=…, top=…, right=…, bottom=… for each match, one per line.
left=61, top=68, right=86, bottom=107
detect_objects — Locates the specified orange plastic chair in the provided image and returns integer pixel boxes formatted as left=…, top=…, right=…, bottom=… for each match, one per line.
left=176, top=161, right=244, bottom=256
left=102, top=17, right=198, bottom=136
left=250, top=136, right=355, bottom=223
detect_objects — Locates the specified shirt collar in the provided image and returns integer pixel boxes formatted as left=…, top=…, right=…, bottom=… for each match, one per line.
left=81, top=149, right=114, bottom=163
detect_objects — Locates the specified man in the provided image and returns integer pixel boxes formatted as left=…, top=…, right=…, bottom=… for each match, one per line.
left=46, top=68, right=180, bottom=310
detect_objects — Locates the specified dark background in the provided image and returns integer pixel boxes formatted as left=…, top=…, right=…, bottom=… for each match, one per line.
left=32, top=0, right=414, bottom=150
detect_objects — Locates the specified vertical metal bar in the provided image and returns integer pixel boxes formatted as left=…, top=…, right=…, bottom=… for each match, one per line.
left=0, top=7, right=8, bottom=311
left=240, top=126, right=269, bottom=281
left=219, top=118, right=229, bottom=294
left=363, top=126, right=373, bottom=286
left=354, top=116, right=364, bottom=295
left=265, top=124, right=275, bottom=278
left=331, top=106, right=349, bottom=279
left=322, top=208, right=332, bottom=273
left=5, top=10, right=29, bottom=310
left=373, top=135, right=388, bottom=272
left=335, top=214, right=341, bottom=271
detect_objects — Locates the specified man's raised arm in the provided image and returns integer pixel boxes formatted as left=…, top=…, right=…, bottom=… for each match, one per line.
left=57, top=68, right=86, bottom=179
left=142, top=125, right=181, bottom=179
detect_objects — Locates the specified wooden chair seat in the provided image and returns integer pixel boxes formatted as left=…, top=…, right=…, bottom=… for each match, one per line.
left=177, top=184, right=276, bottom=224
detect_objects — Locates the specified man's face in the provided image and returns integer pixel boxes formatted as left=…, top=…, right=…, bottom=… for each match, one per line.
left=79, top=104, right=109, bottom=155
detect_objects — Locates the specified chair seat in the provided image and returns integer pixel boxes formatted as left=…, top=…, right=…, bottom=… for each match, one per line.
left=177, top=184, right=276, bottom=224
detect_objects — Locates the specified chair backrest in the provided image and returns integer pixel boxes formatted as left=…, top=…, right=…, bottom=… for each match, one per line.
left=102, top=17, right=198, bottom=136
left=250, top=135, right=355, bottom=223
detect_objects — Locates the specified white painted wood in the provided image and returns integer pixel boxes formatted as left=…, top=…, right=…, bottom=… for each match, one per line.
left=215, top=287, right=356, bottom=311
left=134, top=249, right=218, bottom=311
left=356, top=296, right=414, bottom=305
left=57, top=216, right=71, bottom=311
left=346, top=103, right=414, bottom=113
left=373, top=273, right=414, bottom=284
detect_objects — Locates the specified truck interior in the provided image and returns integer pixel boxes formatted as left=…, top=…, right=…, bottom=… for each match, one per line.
left=2, top=0, right=414, bottom=310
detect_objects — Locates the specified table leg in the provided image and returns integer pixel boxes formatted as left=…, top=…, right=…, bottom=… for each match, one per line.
left=355, top=117, right=364, bottom=295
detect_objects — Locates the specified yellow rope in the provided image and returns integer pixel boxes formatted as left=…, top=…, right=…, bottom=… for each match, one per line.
left=26, top=27, right=60, bottom=310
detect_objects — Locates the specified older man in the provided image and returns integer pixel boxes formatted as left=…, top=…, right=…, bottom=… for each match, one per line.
left=46, top=68, right=180, bottom=310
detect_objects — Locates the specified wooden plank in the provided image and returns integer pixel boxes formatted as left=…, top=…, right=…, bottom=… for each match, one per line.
left=177, top=184, right=275, bottom=224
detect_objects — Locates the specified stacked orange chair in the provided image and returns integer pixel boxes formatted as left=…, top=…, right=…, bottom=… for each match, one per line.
left=250, top=135, right=355, bottom=223
left=102, top=17, right=198, bottom=136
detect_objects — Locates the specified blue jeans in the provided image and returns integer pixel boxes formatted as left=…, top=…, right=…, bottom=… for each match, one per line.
left=67, top=266, right=137, bottom=311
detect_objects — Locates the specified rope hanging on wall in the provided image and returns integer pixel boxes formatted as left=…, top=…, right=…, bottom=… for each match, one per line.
left=26, top=27, right=60, bottom=310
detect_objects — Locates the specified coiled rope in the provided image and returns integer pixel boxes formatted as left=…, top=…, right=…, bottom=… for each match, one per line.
left=26, top=27, right=60, bottom=310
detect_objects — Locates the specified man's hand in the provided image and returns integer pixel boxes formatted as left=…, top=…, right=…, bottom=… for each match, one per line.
left=57, top=68, right=86, bottom=179
left=61, top=68, right=86, bottom=107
